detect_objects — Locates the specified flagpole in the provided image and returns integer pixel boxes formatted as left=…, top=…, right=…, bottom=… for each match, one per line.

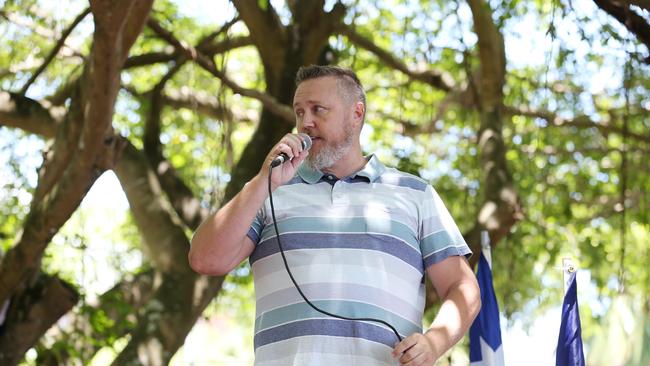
left=561, top=258, right=576, bottom=295
left=556, top=257, right=585, bottom=366
left=481, top=230, right=491, bottom=268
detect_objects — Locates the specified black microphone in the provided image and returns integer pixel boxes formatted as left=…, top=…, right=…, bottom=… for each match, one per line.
left=270, top=133, right=312, bottom=168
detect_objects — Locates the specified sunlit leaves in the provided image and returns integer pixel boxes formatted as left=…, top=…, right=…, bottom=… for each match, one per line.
left=2, top=0, right=650, bottom=364
left=0, top=129, right=43, bottom=253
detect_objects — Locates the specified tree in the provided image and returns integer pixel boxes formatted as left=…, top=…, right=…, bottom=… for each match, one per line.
left=0, top=0, right=648, bottom=364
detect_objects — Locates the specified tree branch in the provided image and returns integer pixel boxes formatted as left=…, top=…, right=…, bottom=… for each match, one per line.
left=468, top=0, right=506, bottom=109
left=195, top=15, right=243, bottom=50
left=231, top=0, right=286, bottom=72
left=146, top=18, right=294, bottom=124
left=0, top=91, right=63, bottom=137
left=124, top=36, right=253, bottom=69
left=291, top=1, right=347, bottom=66
left=138, top=30, right=238, bottom=231
left=0, top=273, right=78, bottom=366
left=35, top=270, right=156, bottom=364
left=522, top=142, right=638, bottom=156
left=625, top=0, right=650, bottom=11
left=199, top=35, right=254, bottom=56
left=504, top=104, right=650, bottom=144
left=593, top=0, right=650, bottom=62
left=374, top=110, right=445, bottom=138
left=338, top=23, right=456, bottom=92
left=19, top=7, right=91, bottom=95
left=124, top=50, right=176, bottom=68
left=124, top=16, right=248, bottom=70
left=141, top=64, right=211, bottom=231
left=136, top=15, right=247, bottom=73
left=0, top=0, right=153, bottom=318
left=124, top=84, right=253, bottom=123
left=116, top=140, right=190, bottom=273
left=112, top=139, right=225, bottom=365
left=462, top=0, right=522, bottom=271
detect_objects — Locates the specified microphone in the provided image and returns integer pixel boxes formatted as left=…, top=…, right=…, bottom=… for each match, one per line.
left=270, top=133, right=312, bottom=168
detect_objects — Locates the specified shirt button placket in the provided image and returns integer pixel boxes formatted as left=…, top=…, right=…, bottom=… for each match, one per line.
left=332, top=181, right=345, bottom=204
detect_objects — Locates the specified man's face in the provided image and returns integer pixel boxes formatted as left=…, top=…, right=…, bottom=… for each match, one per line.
left=293, top=76, right=358, bottom=170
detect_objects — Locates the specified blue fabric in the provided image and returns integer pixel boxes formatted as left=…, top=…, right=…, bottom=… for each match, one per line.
left=469, top=252, right=503, bottom=364
left=556, top=272, right=585, bottom=366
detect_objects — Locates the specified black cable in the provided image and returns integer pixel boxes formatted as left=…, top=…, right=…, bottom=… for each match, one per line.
left=268, top=165, right=403, bottom=343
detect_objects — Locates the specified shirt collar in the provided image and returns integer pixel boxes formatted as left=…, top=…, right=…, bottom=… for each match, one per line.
left=297, top=162, right=324, bottom=184
left=297, top=154, right=386, bottom=184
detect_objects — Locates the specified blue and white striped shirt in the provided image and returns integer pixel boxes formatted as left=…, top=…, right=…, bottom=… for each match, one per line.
left=247, top=155, right=471, bottom=366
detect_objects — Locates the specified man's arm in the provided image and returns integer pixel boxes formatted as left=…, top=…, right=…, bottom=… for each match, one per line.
left=393, top=256, right=481, bottom=365
left=188, top=134, right=309, bottom=276
left=188, top=173, right=267, bottom=276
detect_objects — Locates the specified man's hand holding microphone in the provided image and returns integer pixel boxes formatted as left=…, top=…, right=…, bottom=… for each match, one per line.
left=261, top=133, right=312, bottom=191
left=188, top=132, right=312, bottom=276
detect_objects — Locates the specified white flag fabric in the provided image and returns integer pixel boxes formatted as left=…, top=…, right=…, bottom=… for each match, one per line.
left=469, top=248, right=505, bottom=366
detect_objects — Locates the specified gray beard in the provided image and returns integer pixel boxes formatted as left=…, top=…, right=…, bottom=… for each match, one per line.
left=305, top=133, right=354, bottom=171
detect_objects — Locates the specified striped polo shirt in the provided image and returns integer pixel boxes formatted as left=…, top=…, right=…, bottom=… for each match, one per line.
left=246, top=155, right=471, bottom=366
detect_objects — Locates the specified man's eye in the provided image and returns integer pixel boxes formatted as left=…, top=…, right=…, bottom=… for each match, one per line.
left=314, top=106, right=327, bottom=114
left=295, top=110, right=304, bottom=118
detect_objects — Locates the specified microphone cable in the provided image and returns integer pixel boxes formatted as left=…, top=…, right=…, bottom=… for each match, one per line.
left=267, top=165, right=403, bottom=343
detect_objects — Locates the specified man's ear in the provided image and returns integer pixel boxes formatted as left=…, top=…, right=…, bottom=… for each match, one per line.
left=352, top=101, right=365, bottom=127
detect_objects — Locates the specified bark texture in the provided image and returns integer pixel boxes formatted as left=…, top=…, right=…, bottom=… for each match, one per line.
left=0, top=1, right=153, bottom=363
left=0, top=1, right=533, bottom=362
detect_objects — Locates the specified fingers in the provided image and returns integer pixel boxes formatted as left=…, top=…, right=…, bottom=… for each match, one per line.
left=276, top=133, right=305, bottom=161
left=290, top=148, right=309, bottom=168
left=401, top=352, right=428, bottom=366
left=263, top=133, right=309, bottom=186
left=260, top=133, right=310, bottom=190
left=393, top=334, right=435, bottom=366
left=399, top=345, right=426, bottom=365
left=398, top=343, right=419, bottom=365
left=393, top=338, right=413, bottom=358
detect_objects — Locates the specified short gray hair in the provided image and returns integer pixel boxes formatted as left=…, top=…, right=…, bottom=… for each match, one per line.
left=295, top=65, right=366, bottom=114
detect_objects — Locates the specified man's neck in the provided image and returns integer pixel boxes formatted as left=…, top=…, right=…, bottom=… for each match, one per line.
left=321, top=151, right=367, bottom=178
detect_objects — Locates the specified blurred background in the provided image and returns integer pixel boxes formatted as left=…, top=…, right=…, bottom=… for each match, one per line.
left=0, top=0, right=648, bottom=364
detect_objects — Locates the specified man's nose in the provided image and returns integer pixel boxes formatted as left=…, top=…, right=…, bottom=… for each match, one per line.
left=300, top=112, right=316, bottom=129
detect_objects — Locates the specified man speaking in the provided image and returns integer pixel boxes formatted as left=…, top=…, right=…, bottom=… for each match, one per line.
left=189, top=65, right=480, bottom=366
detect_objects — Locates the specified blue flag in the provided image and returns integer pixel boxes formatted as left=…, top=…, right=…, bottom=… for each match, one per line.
left=556, top=271, right=585, bottom=366
left=469, top=251, right=505, bottom=366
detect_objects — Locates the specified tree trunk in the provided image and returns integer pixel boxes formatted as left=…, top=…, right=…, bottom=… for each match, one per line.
left=34, top=270, right=157, bottom=364
left=0, top=273, right=78, bottom=366
left=464, top=0, right=522, bottom=263
left=0, top=2, right=153, bottom=360
left=225, top=1, right=346, bottom=199
left=110, top=141, right=225, bottom=364
left=425, top=0, right=522, bottom=309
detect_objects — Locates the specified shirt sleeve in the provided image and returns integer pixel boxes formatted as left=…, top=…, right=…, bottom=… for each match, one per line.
left=419, top=185, right=472, bottom=269
left=247, top=206, right=266, bottom=244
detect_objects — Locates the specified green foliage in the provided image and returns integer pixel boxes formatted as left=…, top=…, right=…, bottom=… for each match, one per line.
left=210, top=262, right=255, bottom=326
left=0, top=129, right=42, bottom=254
left=2, top=0, right=650, bottom=364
